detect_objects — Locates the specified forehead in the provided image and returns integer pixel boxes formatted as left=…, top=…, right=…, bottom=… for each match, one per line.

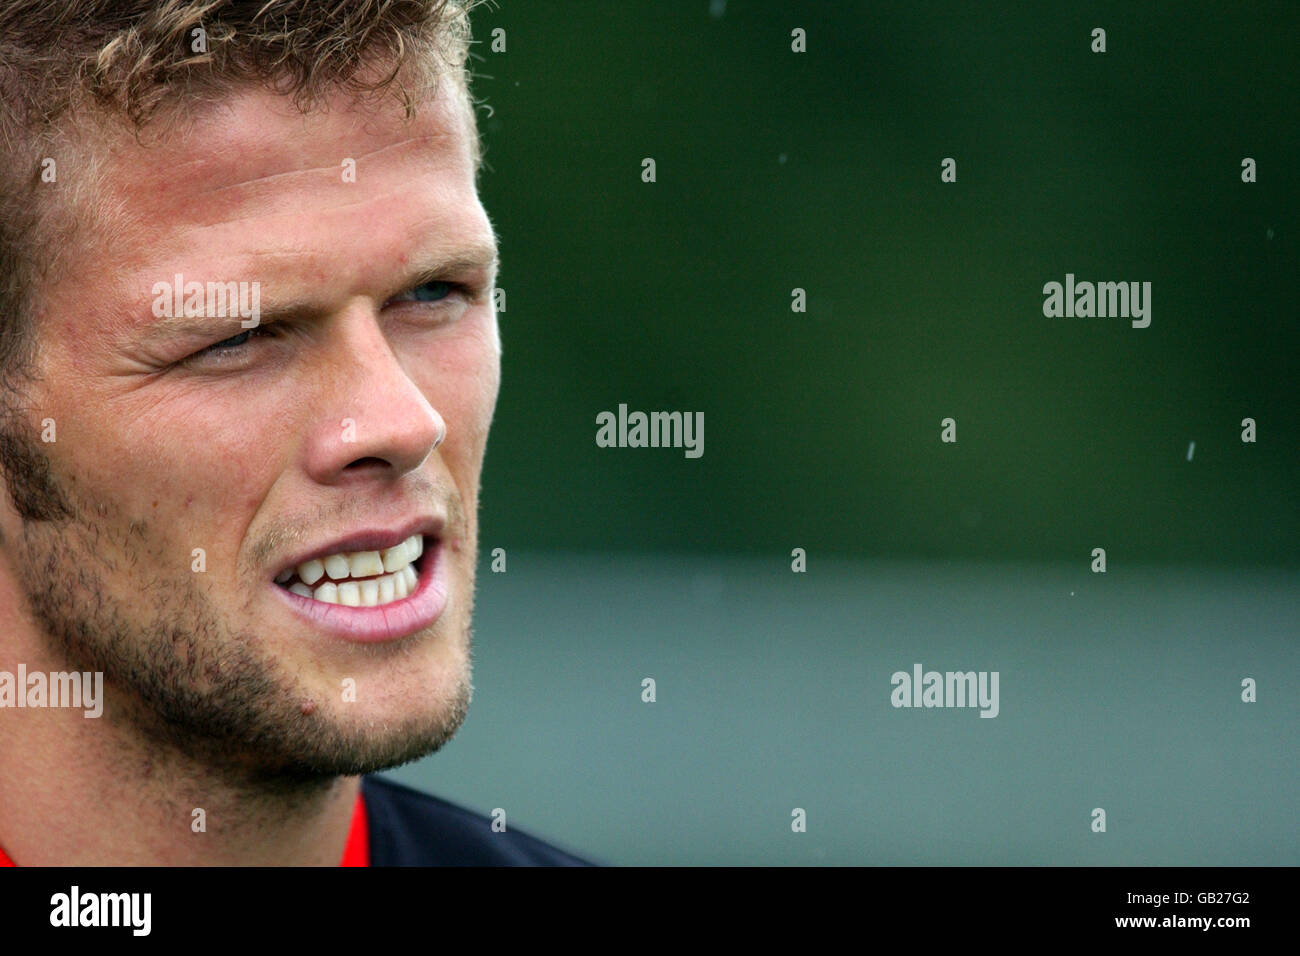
left=49, top=79, right=487, bottom=346
left=124, top=79, right=476, bottom=217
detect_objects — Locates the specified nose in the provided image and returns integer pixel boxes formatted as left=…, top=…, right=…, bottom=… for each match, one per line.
left=302, top=304, right=446, bottom=485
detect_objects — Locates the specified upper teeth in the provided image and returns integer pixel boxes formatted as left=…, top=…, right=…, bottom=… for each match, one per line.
left=278, top=534, right=424, bottom=606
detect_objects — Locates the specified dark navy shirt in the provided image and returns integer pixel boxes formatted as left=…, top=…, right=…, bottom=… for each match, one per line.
left=362, top=775, right=597, bottom=866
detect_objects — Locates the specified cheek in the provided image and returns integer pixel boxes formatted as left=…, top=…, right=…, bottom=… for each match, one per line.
left=426, top=319, right=500, bottom=452
left=417, top=328, right=498, bottom=521
left=90, top=400, right=277, bottom=557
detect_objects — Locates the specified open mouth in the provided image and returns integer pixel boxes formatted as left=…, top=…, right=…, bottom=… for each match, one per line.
left=274, top=533, right=427, bottom=607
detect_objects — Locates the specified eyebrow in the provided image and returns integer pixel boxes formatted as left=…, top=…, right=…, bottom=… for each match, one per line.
left=142, top=239, right=501, bottom=345
left=400, top=242, right=501, bottom=297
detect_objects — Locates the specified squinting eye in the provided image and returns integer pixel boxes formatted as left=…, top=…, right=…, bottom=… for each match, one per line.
left=198, top=326, right=270, bottom=356
left=207, top=329, right=254, bottom=351
left=184, top=324, right=279, bottom=367
left=393, top=280, right=457, bottom=304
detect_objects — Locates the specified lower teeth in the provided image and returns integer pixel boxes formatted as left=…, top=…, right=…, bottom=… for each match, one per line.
left=284, top=561, right=419, bottom=606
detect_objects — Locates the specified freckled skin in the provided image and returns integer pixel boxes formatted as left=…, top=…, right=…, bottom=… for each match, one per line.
left=0, top=76, right=502, bottom=863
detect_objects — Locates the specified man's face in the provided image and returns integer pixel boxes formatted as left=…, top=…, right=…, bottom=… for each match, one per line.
left=0, top=77, right=500, bottom=779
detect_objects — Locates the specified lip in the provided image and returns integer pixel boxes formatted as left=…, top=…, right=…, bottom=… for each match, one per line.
left=270, top=536, right=448, bottom=644
left=271, top=515, right=446, bottom=583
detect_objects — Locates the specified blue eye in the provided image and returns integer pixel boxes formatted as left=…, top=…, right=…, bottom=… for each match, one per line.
left=208, top=329, right=254, bottom=351
left=187, top=325, right=276, bottom=366
left=405, top=280, right=455, bottom=303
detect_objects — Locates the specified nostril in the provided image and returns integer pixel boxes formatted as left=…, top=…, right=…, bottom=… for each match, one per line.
left=344, top=456, right=388, bottom=470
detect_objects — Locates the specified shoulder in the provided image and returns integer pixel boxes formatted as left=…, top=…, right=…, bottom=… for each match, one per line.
left=361, top=774, right=600, bottom=867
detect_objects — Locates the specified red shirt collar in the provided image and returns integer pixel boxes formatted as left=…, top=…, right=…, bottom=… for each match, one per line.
left=340, top=789, right=370, bottom=866
left=0, top=791, right=368, bottom=866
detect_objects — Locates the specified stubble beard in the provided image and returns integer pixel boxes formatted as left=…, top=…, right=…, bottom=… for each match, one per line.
left=1, top=414, right=475, bottom=792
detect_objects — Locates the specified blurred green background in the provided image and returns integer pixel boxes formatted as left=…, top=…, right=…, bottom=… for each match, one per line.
left=384, top=0, right=1298, bottom=864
